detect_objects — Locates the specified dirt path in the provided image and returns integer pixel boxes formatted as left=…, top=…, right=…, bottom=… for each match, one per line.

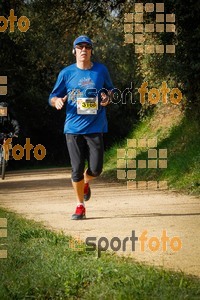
left=0, top=168, right=199, bottom=277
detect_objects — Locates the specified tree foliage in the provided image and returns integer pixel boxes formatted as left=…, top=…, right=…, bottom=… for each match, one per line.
left=0, top=0, right=199, bottom=166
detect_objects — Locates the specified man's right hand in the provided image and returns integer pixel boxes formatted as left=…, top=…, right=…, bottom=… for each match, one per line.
left=52, top=95, right=67, bottom=110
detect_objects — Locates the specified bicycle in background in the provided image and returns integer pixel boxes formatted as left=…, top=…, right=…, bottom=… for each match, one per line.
left=0, top=133, right=14, bottom=180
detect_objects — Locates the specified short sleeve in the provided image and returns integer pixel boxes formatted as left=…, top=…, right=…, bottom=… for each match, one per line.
left=48, top=70, right=67, bottom=105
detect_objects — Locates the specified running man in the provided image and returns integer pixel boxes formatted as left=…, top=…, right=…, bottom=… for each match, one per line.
left=49, top=35, right=114, bottom=220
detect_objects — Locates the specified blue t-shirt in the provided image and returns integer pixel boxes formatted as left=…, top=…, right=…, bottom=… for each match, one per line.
left=49, top=62, right=114, bottom=134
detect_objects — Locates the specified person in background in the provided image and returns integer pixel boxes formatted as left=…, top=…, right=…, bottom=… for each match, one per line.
left=49, top=35, right=114, bottom=220
left=0, top=101, right=20, bottom=140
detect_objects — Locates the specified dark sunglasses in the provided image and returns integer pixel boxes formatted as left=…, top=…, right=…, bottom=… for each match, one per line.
left=75, top=44, right=92, bottom=50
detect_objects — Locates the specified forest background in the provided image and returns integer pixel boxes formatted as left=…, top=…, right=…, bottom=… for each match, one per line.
left=0, top=0, right=199, bottom=169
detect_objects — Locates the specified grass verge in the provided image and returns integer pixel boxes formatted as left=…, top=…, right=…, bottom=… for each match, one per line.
left=103, top=105, right=200, bottom=195
left=0, top=208, right=200, bottom=299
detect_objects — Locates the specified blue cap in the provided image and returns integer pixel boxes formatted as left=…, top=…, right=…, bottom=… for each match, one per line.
left=73, top=35, right=93, bottom=48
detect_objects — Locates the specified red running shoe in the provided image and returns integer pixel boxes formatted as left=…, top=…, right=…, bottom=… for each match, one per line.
left=71, top=204, right=86, bottom=220
left=84, top=182, right=91, bottom=201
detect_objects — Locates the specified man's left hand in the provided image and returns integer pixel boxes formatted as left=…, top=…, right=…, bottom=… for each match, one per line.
left=100, top=92, right=111, bottom=106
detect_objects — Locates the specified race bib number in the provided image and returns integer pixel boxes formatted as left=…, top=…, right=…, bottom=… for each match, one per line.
left=77, top=97, right=98, bottom=115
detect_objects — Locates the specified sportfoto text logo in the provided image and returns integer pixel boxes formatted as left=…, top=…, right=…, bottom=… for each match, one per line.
left=0, top=9, right=30, bottom=33
left=3, top=138, right=46, bottom=161
left=69, top=230, right=182, bottom=257
left=85, top=81, right=182, bottom=105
